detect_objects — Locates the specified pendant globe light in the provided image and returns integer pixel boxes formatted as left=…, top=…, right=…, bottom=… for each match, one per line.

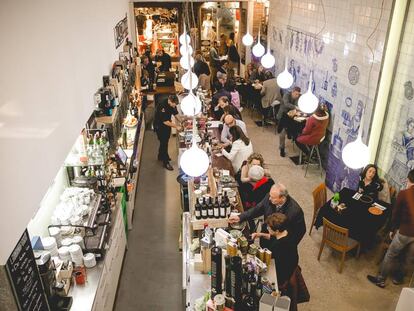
left=179, top=26, right=191, bottom=45
left=277, top=57, right=294, bottom=89
left=242, top=22, right=254, bottom=46
left=252, top=30, right=265, bottom=58
left=261, top=40, right=275, bottom=69
left=181, top=70, right=198, bottom=90
left=180, top=44, right=193, bottom=56
left=298, top=72, right=318, bottom=114
left=179, top=56, right=195, bottom=70
left=180, top=92, right=202, bottom=116
left=180, top=144, right=209, bottom=177
left=342, top=134, right=370, bottom=170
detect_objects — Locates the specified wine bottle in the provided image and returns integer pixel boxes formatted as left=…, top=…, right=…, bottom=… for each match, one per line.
left=213, top=197, right=220, bottom=219
left=211, top=246, right=223, bottom=298
left=195, top=198, right=202, bottom=220
left=230, top=256, right=243, bottom=306
left=207, top=197, right=214, bottom=218
left=201, top=197, right=208, bottom=219
left=256, top=274, right=263, bottom=303
left=224, top=255, right=232, bottom=297
left=220, top=195, right=227, bottom=218
left=225, top=192, right=231, bottom=217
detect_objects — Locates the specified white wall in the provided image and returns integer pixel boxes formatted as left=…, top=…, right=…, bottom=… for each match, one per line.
left=0, top=0, right=130, bottom=264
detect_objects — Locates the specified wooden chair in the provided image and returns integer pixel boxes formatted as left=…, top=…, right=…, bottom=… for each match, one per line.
left=317, top=218, right=361, bottom=273
left=309, top=183, right=327, bottom=235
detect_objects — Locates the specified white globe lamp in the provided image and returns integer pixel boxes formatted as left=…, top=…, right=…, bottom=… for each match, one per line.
left=342, top=135, right=370, bottom=169
left=261, top=51, right=275, bottom=69
left=252, top=30, right=265, bottom=58
left=180, top=56, right=195, bottom=70
left=180, top=145, right=210, bottom=177
left=180, top=44, right=193, bottom=56
left=181, top=71, right=199, bottom=90
left=298, top=73, right=318, bottom=113
left=242, top=32, right=254, bottom=46
left=179, top=33, right=191, bottom=45
left=180, top=92, right=202, bottom=116
left=277, top=58, right=294, bottom=89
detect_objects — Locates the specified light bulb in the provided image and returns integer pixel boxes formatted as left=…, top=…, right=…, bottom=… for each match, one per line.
left=179, top=33, right=191, bottom=45
left=261, top=52, right=275, bottom=68
left=180, top=145, right=210, bottom=177
left=252, top=42, right=265, bottom=58
left=298, top=73, right=318, bottom=113
left=342, top=136, right=370, bottom=169
left=277, top=68, right=294, bottom=89
left=180, top=56, right=195, bottom=70
left=180, top=93, right=202, bottom=116
left=181, top=71, right=199, bottom=90
left=242, top=32, right=254, bottom=46
left=180, top=44, right=193, bottom=56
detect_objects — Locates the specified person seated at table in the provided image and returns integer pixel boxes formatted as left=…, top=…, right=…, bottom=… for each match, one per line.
left=216, top=96, right=242, bottom=121
left=243, top=165, right=275, bottom=209
left=221, top=114, right=247, bottom=154
left=154, top=48, right=171, bottom=72
left=140, top=69, right=150, bottom=88
left=239, top=153, right=271, bottom=184
left=296, top=104, right=329, bottom=157
left=246, top=62, right=258, bottom=83
left=358, top=164, right=384, bottom=200
left=260, top=71, right=281, bottom=124
left=225, top=79, right=241, bottom=111
left=277, top=86, right=301, bottom=157
left=217, top=59, right=229, bottom=75
left=221, top=126, right=253, bottom=173
left=252, top=213, right=299, bottom=288
left=229, top=183, right=306, bottom=247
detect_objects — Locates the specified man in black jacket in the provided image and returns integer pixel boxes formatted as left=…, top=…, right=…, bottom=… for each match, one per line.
left=229, top=183, right=306, bottom=246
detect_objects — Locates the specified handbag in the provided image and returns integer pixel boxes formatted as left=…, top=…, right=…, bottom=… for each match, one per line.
left=295, top=266, right=310, bottom=304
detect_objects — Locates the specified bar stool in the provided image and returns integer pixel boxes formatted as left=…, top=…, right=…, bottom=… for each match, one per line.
left=301, top=136, right=325, bottom=177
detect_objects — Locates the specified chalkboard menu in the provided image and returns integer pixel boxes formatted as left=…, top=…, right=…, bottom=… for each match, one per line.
left=6, top=230, right=50, bottom=311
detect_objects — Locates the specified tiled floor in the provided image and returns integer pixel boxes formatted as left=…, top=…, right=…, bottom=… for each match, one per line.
left=114, top=110, right=404, bottom=311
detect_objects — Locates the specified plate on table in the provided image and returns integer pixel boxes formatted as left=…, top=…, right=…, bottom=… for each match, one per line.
left=368, top=206, right=383, bottom=215
left=360, top=195, right=373, bottom=204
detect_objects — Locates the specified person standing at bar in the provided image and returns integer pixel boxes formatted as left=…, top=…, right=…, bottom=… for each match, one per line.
left=367, top=169, right=414, bottom=288
left=154, top=48, right=171, bottom=72
left=209, top=41, right=221, bottom=86
left=154, top=95, right=182, bottom=171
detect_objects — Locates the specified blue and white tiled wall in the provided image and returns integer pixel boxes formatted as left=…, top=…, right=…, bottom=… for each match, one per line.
left=268, top=0, right=392, bottom=191
left=377, top=2, right=414, bottom=192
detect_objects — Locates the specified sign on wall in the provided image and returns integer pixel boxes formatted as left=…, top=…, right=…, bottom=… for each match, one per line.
left=114, top=14, right=128, bottom=49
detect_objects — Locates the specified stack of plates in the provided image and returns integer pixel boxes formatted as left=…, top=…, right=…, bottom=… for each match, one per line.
left=72, top=235, right=85, bottom=249
left=83, top=253, right=96, bottom=268
left=49, top=227, right=61, bottom=247
left=58, top=246, right=71, bottom=262
left=61, top=238, right=73, bottom=247
left=42, top=237, right=59, bottom=257
left=69, top=244, right=83, bottom=266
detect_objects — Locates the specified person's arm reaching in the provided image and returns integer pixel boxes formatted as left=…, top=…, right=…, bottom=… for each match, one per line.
left=222, top=141, right=241, bottom=161
left=239, top=196, right=267, bottom=223
left=220, top=125, right=232, bottom=146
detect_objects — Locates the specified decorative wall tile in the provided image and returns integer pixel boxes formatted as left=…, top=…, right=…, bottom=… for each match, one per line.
left=268, top=0, right=392, bottom=190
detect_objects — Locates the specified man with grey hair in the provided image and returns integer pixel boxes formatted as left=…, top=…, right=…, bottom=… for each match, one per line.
left=229, top=183, right=306, bottom=246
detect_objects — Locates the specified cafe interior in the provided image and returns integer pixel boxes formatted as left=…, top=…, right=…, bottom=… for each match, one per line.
left=1, top=0, right=414, bottom=311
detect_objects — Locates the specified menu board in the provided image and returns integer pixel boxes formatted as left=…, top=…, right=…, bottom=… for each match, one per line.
left=6, top=230, right=50, bottom=311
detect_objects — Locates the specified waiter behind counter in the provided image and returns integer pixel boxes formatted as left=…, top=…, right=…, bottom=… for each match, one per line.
left=229, top=183, right=306, bottom=248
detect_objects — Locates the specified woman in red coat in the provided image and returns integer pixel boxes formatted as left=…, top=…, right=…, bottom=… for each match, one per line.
left=296, top=105, right=329, bottom=154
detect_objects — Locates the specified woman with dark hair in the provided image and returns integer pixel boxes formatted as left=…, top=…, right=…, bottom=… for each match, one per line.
left=221, top=126, right=253, bottom=172
left=296, top=104, right=329, bottom=155
left=358, top=164, right=384, bottom=200
left=252, top=213, right=299, bottom=287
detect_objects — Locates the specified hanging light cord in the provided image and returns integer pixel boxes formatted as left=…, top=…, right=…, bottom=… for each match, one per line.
left=360, top=0, right=385, bottom=134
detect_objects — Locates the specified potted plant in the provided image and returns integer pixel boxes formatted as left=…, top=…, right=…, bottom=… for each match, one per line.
left=331, top=192, right=340, bottom=209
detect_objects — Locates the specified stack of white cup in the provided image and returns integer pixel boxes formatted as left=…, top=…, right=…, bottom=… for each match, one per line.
left=72, top=236, right=85, bottom=249
left=58, top=246, right=71, bottom=262
left=61, top=238, right=73, bottom=247
left=83, top=253, right=97, bottom=268
left=42, top=237, right=59, bottom=257
left=49, top=227, right=62, bottom=247
left=69, top=244, right=83, bottom=266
